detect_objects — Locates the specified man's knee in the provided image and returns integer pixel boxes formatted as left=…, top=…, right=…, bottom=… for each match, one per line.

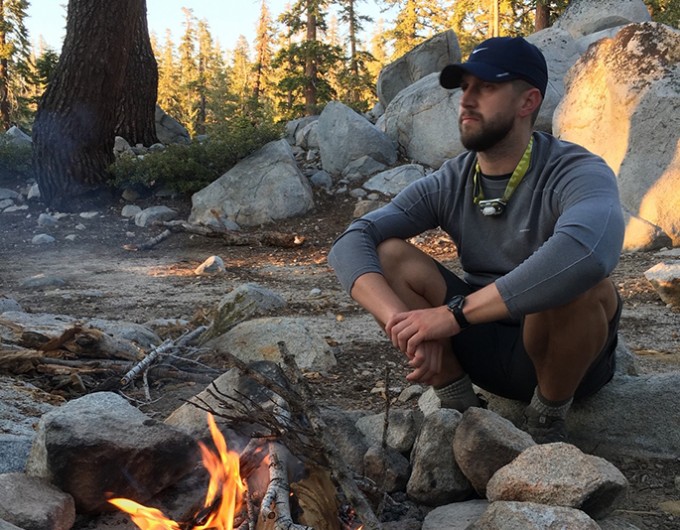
left=532, top=278, right=617, bottom=322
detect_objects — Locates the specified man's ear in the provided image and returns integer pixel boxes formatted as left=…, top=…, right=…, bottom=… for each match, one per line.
left=519, top=88, right=542, bottom=119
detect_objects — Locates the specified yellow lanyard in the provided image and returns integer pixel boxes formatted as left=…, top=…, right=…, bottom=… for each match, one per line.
left=473, top=137, right=534, bottom=216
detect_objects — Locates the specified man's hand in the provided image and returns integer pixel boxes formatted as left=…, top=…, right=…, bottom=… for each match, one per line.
left=404, top=340, right=445, bottom=384
left=385, top=306, right=459, bottom=357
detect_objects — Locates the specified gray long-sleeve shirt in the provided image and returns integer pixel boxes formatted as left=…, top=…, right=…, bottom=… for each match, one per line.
left=328, top=131, right=625, bottom=320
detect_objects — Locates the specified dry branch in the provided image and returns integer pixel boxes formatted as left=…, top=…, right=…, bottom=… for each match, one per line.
left=276, top=342, right=382, bottom=530
left=124, top=219, right=305, bottom=251
left=119, top=325, right=207, bottom=388
left=260, top=444, right=313, bottom=530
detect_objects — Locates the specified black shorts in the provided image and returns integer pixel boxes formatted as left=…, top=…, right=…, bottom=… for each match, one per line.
left=435, top=262, right=622, bottom=402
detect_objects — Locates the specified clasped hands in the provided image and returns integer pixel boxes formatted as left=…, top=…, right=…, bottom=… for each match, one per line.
left=385, top=306, right=460, bottom=384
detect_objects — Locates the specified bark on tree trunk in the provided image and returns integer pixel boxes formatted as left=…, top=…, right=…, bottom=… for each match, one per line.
left=115, top=0, right=159, bottom=146
left=32, top=0, right=143, bottom=210
left=0, top=0, right=12, bottom=130
left=304, top=5, right=317, bottom=116
left=535, top=1, right=551, bottom=31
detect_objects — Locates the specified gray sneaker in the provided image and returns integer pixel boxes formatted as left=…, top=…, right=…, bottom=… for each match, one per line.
left=523, top=406, right=568, bottom=444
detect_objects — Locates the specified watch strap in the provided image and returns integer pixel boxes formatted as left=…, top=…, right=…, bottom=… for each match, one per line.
left=447, top=295, right=471, bottom=329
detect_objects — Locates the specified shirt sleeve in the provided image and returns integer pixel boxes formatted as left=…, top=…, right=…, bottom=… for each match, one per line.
left=495, top=166, right=624, bottom=318
left=328, top=174, right=447, bottom=294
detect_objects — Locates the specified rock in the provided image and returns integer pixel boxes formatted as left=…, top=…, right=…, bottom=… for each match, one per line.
left=25, top=392, right=197, bottom=513
left=31, top=234, right=55, bottom=245
left=554, top=22, right=680, bottom=248
left=341, top=155, right=388, bottom=184
left=204, top=316, right=337, bottom=372
left=554, top=0, right=651, bottom=38
left=199, top=283, right=286, bottom=342
left=363, top=164, right=426, bottom=197
left=453, top=408, right=534, bottom=496
left=189, top=139, right=314, bottom=227
left=285, top=115, right=319, bottom=145
left=19, top=274, right=66, bottom=289
left=317, top=101, right=397, bottom=176
left=4, top=126, right=31, bottom=148
left=155, top=105, right=190, bottom=145
left=468, top=501, right=600, bottom=529
left=194, top=255, right=225, bottom=275
left=318, top=407, right=368, bottom=476
left=363, top=443, right=410, bottom=493
left=0, top=473, right=75, bottom=530
left=37, top=213, right=58, bottom=227
left=377, top=30, right=461, bottom=108
left=0, top=378, right=63, bottom=474
left=353, top=199, right=386, bottom=218
left=134, top=205, right=178, bottom=227
left=295, top=119, right=319, bottom=149
left=0, top=297, right=21, bottom=313
left=355, top=409, right=422, bottom=454
left=310, top=170, right=333, bottom=190
left=486, top=443, right=628, bottom=519
left=121, top=204, right=142, bottom=218
left=622, top=207, right=673, bottom=251
left=407, top=408, right=472, bottom=506
left=643, top=261, right=680, bottom=308
left=166, top=362, right=294, bottom=440
left=421, top=500, right=489, bottom=530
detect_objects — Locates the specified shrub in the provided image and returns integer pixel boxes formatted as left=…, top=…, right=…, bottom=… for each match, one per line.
left=0, top=137, right=32, bottom=181
left=109, top=115, right=284, bottom=195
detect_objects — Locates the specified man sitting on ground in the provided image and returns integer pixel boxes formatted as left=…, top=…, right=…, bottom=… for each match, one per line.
left=328, top=36, right=624, bottom=443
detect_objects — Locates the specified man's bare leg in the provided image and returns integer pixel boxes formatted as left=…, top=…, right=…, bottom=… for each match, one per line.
left=376, top=239, right=480, bottom=409
left=522, top=278, right=619, bottom=441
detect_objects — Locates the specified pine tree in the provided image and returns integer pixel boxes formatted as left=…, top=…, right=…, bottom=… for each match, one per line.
left=382, top=0, right=452, bottom=59
left=252, top=0, right=275, bottom=106
left=32, top=0, right=145, bottom=209
left=155, top=29, right=180, bottom=119
left=336, top=0, right=376, bottom=111
left=230, top=34, right=252, bottom=113
left=0, top=0, right=31, bottom=130
left=277, top=0, right=342, bottom=117
left=177, top=7, right=199, bottom=135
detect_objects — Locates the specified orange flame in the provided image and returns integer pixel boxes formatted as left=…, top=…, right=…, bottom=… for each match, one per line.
left=110, top=413, right=246, bottom=530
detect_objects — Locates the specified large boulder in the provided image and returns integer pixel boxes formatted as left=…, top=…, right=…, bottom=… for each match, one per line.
left=154, top=105, right=190, bottom=145
left=553, top=0, right=651, bottom=38
left=377, top=30, right=461, bottom=108
left=189, top=139, right=314, bottom=227
left=317, top=101, right=397, bottom=176
left=554, top=22, right=680, bottom=248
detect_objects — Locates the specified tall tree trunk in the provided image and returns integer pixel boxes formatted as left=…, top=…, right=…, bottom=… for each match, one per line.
left=32, top=0, right=142, bottom=210
left=535, top=1, right=550, bottom=31
left=348, top=0, right=359, bottom=103
left=304, top=4, right=317, bottom=116
left=115, top=0, right=159, bottom=146
left=0, top=0, right=11, bottom=130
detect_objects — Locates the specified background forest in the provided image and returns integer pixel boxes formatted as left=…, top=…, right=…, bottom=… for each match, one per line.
left=0, top=0, right=678, bottom=208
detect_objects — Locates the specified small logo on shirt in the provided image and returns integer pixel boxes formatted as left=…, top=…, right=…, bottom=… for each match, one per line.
left=472, top=47, right=488, bottom=54
left=496, top=72, right=511, bottom=78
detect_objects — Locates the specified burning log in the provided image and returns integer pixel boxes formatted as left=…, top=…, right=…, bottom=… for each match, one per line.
left=204, top=344, right=382, bottom=529
left=260, top=444, right=313, bottom=530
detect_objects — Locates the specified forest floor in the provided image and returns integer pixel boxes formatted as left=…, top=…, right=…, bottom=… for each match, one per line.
left=1, top=172, right=680, bottom=529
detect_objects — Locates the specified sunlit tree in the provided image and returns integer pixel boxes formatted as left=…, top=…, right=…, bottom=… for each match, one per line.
left=336, top=0, right=376, bottom=110
left=0, top=0, right=31, bottom=129
left=276, top=0, right=342, bottom=117
left=252, top=0, right=275, bottom=106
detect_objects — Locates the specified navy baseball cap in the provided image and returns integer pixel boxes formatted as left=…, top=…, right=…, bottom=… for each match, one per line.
left=440, top=36, right=548, bottom=97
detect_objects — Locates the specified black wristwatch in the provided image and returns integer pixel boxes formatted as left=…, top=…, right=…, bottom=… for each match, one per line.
left=446, top=294, right=471, bottom=329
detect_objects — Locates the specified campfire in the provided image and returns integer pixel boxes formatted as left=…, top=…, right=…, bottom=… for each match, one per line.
left=109, top=413, right=247, bottom=530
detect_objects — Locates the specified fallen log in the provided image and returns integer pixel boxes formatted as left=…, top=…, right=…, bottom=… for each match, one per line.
left=124, top=219, right=305, bottom=251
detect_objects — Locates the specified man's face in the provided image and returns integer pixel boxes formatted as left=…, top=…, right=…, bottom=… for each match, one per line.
left=458, top=74, right=520, bottom=152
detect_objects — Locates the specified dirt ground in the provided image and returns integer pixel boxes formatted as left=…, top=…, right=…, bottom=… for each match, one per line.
left=1, top=174, right=680, bottom=529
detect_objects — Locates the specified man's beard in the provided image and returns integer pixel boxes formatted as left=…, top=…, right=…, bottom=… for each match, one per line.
left=459, top=112, right=514, bottom=152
